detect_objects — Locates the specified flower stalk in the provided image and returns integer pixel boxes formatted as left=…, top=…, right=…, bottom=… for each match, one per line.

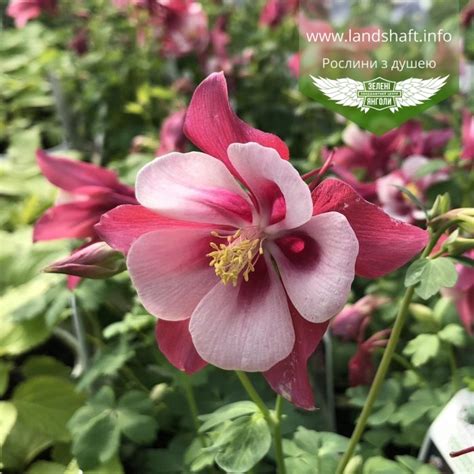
left=335, top=228, right=445, bottom=473
left=235, top=372, right=286, bottom=474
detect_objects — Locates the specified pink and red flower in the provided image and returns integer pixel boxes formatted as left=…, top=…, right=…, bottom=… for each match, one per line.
left=114, top=0, right=208, bottom=57
left=97, top=72, right=428, bottom=409
left=326, top=121, right=452, bottom=201
left=34, top=150, right=136, bottom=243
left=259, top=0, right=298, bottom=28
left=34, top=151, right=137, bottom=288
left=7, top=0, right=56, bottom=28
left=462, top=110, right=474, bottom=161
left=156, top=109, right=188, bottom=156
left=376, top=155, right=448, bottom=222
left=332, top=295, right=389, bottom=342
left=444, top=250, right=474, bottom=335
left=349, top=329, right=391, bottom=387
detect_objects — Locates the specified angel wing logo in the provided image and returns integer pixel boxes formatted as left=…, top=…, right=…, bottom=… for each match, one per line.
left=310, top=75, right=449, bottom=113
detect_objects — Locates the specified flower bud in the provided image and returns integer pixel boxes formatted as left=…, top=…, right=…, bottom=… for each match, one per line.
left=443, top=237, right=474, bottom=256
left=431, top=207, right=474, bottom=233
left=409, top=303, right=434, bottom=322
left=429, top=193, right=451, bottom=219
left=44, top=242, right=125, bottom=279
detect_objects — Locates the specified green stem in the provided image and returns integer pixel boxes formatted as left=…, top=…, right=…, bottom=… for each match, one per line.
left=273, top=396, right=286, bottom=474
left=70, top=293, right=89, bottom=375
left=447, top=346, right=461, bottom=392
left=336, top=230, right=441, bottom=474
left=235, top=372, right=286, bottom=474
left=335, top=286, right=416, bottom=474
left=180, top=374, right=202, bottom=436
left=235, top=371, right=272, bottom=423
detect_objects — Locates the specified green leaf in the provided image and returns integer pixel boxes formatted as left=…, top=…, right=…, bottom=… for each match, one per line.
left=0, top=402, right=17, bottom=447
left=395, top=455, right=439, bottom=473
left=293, top=426, right=320, bottom=452
left=117, top=391, right=158, bottom=444
left=363, top=456, right=406, bottom=474
left=68, top=387, right=157, bottom=470
left=26, top=461, right=66, bottom=474
left=77, top=338, right=134, bottom=390
left=438, top=324, right=466, bottom=347
left=367, top=402, right=396, bottom=426
left=1, top=414, right=52, bottom=470
left=64, top=456, right=124, bottom=474
left=391, top=401, right=431, bottom=427
left=199, top=401, right=258, bottom=432
left=282, top=428, right=349, bottom=474
left=0, top=313, right=51, bottom=356
left=364, top=428, right=394, bottom=448
left=12, top=375, right=85, bottom=442
left=213, top=414, right=271, bottom=473
left=405, top=258, right=458, bottom=299
left=403, top=334, right=440, bottom=366
left=71, top=411, right=121, bottom=470
left=21, top=355, right=71, bottom=379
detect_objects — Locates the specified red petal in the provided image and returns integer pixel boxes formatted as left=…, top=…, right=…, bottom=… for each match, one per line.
left=312, top=179, right=428, bottom=278
left=95, top=204, right=209, bottom=254
left=155, top=319, right=207, bottom=374
left=263, top=303, right=329, bottom=410
left=67, top=275, right=81, bottom=290
left=37, top=150, right=133, bottom=195
left=183, top=72, right=289, bottom=174
left=33, top=200, right=108, bottom=241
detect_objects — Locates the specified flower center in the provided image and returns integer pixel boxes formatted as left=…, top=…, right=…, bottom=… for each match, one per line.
left=208, top=229, right=264, bottom=286
left=403, top=182, right=421, bottom=202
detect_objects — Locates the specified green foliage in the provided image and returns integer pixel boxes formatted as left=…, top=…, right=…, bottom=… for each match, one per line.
left=192, top=402, right=271, bottom=473
left=77, top=338, right=135, bottom=391
left=404, top=334, right=440, bottom=366
left=68, top=386, right=157, bottom=470
left=283, top=427, right=349, bottom=473
left=213, top=414, right=271, bottom=472
left=405, top=257, right=458, bottom=299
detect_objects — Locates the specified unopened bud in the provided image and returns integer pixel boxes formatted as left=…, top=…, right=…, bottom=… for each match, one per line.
left=431, top=207, right=474, bottom=233
left=409, top=303, right=434, bottom=322
left=443, top=237, right=474, bottom=256
left=44, top=242, right=125, bottom=279
left=150, top=383, right=170, bottom=402
left=430, top=193, right=451, bottom=219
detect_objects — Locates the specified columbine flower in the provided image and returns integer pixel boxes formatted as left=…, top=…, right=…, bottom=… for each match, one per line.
left=376, top=155, right=448, bottom=222
left=34, top=150, right=136, bottom=289
left=113, top=0, right=208, bottom=56
left=462, top=110, right=474, bottom=161
left=461, top=0, right=474, bottom=27
left=326, top=122, right=452, bottom=199
left=156, top=109, right=187, bottom=156
left=349, top=329, right=390, bottom=387
left=97, top=72, right=428, bottom=409
left=118, top=141, right=358, bottom=373
left=443, top=250, right=474, bottom=335
left=259, top=0, right=298, bottom=28
left=34, top=150, right=136, bottom=242
left=7, top=0, right=56, bottom=28
left=160, top=0, right=209, bottom=57
left=332, top=295, right=389, bottom=342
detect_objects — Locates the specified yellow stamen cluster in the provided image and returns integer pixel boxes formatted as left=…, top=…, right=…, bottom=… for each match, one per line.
left=403, top=183, right=421, bottom=201
left=208, top=229, right=264, bottom=286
